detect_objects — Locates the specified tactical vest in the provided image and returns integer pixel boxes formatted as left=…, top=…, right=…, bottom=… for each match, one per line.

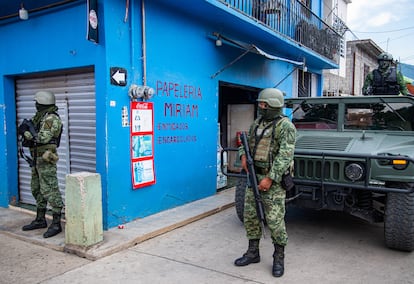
left=35, top=112, right=63, bottom=148
left=248, top=116, right=286, bottom=168
left=372, top=67, right=400, bottom=96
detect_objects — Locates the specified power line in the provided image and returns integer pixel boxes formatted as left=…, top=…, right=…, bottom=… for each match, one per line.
left=402, top=55, right=414, bottom=61
left=376, top=31, right=414, bottom=45
left=353, top=26, right=414, bottom=34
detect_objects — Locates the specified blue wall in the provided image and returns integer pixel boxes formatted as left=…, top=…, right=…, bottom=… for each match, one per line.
left=0, top=2, right=103, bottom=207
left=0, top=98, right=7, bottom=206
left=100, top=0, right=300, bottom=227
left=0, top=0, right=327, bottom=229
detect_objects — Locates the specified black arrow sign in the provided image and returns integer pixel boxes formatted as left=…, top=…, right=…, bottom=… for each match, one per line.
left=110, top=67, right=127, bottom=86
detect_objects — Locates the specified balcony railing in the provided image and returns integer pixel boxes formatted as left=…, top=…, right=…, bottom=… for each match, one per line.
left=219, top=0, right=341, bottom=63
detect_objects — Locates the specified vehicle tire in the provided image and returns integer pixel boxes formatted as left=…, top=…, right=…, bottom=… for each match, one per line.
left=384, top=182, right=414, bottom=252
left=235, top=170, right=247, bottom=223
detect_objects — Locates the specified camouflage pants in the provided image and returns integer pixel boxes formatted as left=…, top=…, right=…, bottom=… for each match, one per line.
left=31, top=157, right=63, bottom=214
left=243, top=174, right=287, bottom=246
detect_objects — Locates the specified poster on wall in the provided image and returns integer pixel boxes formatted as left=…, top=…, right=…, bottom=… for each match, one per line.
left=131, top=102, right=155, bottom=189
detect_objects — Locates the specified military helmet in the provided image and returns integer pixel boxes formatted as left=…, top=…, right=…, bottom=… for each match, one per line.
left=377, top=52, right=393, bottom=62
left=34, top=91, right=55, bottom=105
left=257, top=88, right=285, bottom=108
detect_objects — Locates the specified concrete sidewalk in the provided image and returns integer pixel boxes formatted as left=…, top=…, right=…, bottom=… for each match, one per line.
left=0, top=187, right=235, bottom=260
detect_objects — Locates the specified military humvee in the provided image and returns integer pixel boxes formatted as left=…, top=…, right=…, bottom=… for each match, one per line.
left=231, top=95, right=414, bottom=252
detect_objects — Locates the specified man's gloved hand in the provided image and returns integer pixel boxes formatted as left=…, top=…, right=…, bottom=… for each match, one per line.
left=24, top=131, right=33, bottom=140
left=42, top=150, right=59, bottom=164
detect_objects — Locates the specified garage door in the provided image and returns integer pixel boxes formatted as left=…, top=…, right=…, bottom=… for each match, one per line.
left=16, top=71, right=96, bottom=206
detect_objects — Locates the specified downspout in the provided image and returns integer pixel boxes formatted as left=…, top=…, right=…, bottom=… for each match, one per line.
left=127, top=0, right=153, bottom=101
left=141, top=0, right=147, bottom=85
left=352, top=51, right=356, bottom=95
left=128, top=0, right=135, bottom=74
left=129, top=0, right=147, bottom=85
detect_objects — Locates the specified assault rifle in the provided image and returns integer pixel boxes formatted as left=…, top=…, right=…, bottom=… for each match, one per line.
left=18, top=119, right=38, bottom=147
left=240, top=131, right=266, bottom=237
left=17, top=119, right=38, bottom=167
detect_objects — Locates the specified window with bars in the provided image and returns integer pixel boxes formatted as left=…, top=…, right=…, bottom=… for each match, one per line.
left=298, top=70, right=312, bottom=97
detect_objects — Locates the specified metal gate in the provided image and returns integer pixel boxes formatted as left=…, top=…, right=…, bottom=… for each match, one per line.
left=16, top=71, right=96, bottom=206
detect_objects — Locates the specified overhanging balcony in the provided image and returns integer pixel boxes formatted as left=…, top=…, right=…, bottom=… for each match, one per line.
left=218, top=0, right=342, bottom=64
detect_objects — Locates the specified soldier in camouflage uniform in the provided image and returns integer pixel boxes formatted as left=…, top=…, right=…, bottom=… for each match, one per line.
left=21, top=91, right=64, bottom=238
left=235, top=88, right=296, bottom=277
left=362, top=52, right=408, bottom=96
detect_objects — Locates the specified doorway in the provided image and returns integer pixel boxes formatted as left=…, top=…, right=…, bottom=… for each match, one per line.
left=15, top=69, right=97, bottom=207
left=218, top=81, right=260, bottom=172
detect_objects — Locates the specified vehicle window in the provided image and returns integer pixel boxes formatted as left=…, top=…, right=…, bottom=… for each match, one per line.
left=292, top=102, right=338, bottom=130
left=344, top=102, right=414, bottom=131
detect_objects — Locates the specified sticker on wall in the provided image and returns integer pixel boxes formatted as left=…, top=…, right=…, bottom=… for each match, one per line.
left=130, top=102, right=155, bottom=189
left=122, top=106, right=129, bottom=127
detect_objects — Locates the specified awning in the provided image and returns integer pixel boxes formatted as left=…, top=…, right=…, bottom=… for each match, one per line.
left=211, top=32, right=304, bottom=78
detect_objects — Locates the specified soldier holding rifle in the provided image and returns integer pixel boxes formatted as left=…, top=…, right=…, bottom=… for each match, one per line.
left=234, top=88, right=296, bottom=278
left=18, top=91, right=64, bottom=238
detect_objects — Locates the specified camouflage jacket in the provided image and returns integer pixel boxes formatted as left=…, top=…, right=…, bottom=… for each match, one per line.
left=239, top=116, right=296, bottom=183
left=31, top=111, right=62, bottom=152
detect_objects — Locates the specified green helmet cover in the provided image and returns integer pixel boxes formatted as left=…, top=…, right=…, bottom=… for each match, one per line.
left=35, top=91, right=56, bottom=105
left=257, top=88, right=285, bottom=108
left=377, top=52, right=393, bottom=62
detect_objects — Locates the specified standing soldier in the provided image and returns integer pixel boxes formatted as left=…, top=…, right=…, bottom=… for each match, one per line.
left=20, top=90, right=64, bottom=238
left=362, top=52, right=409, bottom=96
left=235, top=88, right=296, bottom=277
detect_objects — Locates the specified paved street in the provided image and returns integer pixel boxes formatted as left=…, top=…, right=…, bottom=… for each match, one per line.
left=0, top=234, right=90, bottom=284
left=2, top=204, right=413, bottom=284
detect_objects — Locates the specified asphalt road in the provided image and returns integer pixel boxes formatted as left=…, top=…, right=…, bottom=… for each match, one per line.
left=1, top=206, right=413, bottom=284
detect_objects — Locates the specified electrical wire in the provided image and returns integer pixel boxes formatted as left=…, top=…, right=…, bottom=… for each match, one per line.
left=0, top=0, right=78, bottom=21
left=353, top=26, right=414, bottom=34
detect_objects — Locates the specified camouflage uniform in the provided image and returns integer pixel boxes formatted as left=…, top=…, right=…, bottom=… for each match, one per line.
left=362, top=67, right=408, bottom=96
left=29, top=106, right=63, bottom=214
left=362, top=52, right=408, bottom=96
left=240, top=116, right=296, bottom=246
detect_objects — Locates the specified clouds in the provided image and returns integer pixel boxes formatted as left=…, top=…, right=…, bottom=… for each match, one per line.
left=346, top=0, right=414, bottom=64
left=367, top=13, right=395, bottom=28
left=347, top=0, right=409, bottom=30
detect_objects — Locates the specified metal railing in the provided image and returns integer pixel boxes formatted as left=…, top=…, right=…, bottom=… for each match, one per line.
left=219, top=0, right=341, bottom=63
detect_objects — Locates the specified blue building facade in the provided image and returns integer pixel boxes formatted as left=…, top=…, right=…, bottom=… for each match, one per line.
left=0, top=0, right=339, bottom=229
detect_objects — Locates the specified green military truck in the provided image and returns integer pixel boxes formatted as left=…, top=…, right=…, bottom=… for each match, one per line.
left=230, top=95, right=414, bottom=252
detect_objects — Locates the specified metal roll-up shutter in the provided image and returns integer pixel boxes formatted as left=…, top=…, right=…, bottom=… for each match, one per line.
left=16, top=71, right=96, bottom=206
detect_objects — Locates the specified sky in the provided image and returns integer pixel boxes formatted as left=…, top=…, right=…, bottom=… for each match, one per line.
left=346, top=0, right=414, bottom=65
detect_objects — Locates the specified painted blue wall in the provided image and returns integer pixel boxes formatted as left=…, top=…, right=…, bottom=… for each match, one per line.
left=0, top=76, right=17, bottom=207
left=0, top=0, right=330, bottom=229
left=0, top=93, right=7, bottom=207
left=103, top=2, right=219, bottom=226
left=0, top=2, right=104, bottom=207
left=86, top=0, right=302, bottom=228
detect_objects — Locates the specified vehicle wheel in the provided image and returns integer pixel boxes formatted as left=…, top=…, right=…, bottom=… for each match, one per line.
left=384, top=182, right=414, bottom=252
left=235, top=170, right=247, bottom=223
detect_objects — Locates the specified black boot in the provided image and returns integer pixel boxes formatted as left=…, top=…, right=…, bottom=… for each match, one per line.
left=272, top=244, right=285, bottom=277
left=43, top=213, right=62, bottom=238
left=22, top=208, right=47, bottom=231
left=234, top=239, right=260, bottom=266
